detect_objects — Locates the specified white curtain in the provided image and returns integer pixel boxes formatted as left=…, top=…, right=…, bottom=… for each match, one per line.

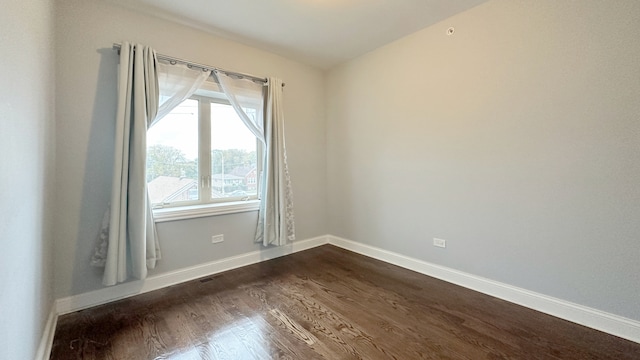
left=216, top=72, right=295, bottom=246
left=156, top=63, right=211, bottom=123
left=99, top=42, right=211, bottom=286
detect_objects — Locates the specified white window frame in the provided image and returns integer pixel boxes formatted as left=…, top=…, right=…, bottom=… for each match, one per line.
left=150, top=95, right=262, bottom=222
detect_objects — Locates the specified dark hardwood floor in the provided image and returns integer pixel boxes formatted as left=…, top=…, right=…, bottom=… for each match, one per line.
left=51, top=245, right=640, bottom=359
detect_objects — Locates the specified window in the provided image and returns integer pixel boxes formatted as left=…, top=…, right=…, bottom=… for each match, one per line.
left=147, top=93, right=261, bottom=216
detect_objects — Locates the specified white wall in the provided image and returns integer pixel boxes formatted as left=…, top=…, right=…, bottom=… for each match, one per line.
left=327, top=0, right=640, bottom=321
left=0, top=0, right=55, bottom=358
left=54, top=0, right=326, bottom=297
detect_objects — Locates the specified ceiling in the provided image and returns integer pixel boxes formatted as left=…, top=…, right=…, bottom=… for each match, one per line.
left=107, top=0, right=488, bottom=69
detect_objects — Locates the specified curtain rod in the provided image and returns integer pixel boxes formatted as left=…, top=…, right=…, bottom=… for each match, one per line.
left=112, top=43, right=284, bottom=87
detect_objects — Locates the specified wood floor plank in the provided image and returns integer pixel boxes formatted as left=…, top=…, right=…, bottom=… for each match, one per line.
left=287, top=271, right=482, bottom=359
left=288, top=253, right=503, bottom=359
left=50, top=245, right=640, bottom=359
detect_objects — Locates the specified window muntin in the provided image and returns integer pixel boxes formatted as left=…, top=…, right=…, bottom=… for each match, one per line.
left=146, top=96, right=260, bottom=210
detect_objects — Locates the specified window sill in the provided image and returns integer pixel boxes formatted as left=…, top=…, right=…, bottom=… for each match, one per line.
left=152, top=200, right=260, bottom=223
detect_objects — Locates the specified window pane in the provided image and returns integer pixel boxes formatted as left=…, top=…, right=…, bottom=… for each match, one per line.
left=147, top=99, right=199, bottom=205
left=211, top=103, right=258, bottom=200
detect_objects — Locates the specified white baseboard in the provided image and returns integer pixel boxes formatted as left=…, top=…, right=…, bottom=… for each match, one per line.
left=56, top=235, right=329, bottom=315
left=51, top=233, right=639, bottom=349
left=327, top=235, right=640, bottom=344
left=35, top=302, right=58, bottom=360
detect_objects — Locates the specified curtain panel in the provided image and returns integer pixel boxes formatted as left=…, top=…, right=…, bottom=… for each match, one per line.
left=103, top=42, right=160, bottom=286
left=216, top=72, right=295, bottom=246
left=95, top=43, right=211, bottom=286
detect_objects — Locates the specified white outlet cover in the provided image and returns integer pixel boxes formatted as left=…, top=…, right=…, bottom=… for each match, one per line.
left=211, top=234, right=224, bottom=244
left=433, top=238, right=446, bottom=248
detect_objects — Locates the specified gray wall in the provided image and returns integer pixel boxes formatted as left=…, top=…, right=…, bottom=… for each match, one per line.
left=54, top=0, right=327, bottom=297
left=326, top=0, right=640, bottom=321
left=0, top=0, right=55, bottom=358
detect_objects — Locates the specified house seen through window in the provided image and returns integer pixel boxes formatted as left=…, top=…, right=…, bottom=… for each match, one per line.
left=146, top=96, right=260, bottom=209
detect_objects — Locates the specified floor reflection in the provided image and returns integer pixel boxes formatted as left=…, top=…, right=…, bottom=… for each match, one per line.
left=159, top=316, right=272, bottom=360
left=155, top=346, right=201, bottom=360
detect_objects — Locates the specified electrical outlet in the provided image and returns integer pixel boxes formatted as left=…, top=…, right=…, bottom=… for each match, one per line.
left=433, top=238, right=446, bottom=248
left=211, top=234, right=224, bottom=244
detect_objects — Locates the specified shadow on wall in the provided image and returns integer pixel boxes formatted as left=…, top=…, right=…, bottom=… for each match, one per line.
left=70, top=48, right=128, bottom=295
